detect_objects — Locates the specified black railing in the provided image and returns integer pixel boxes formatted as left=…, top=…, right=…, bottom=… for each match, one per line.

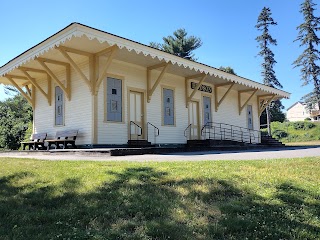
left=184, top=124, right=192, bottom=140
left=147, top=122, right=159, bottom=143
left=201, top=122, right=261, bottom=144
left=129, top=121, right=142, bottom=140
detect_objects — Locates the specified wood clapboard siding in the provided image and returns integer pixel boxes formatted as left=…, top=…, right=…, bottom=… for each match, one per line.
left=214, top=89, right=259, bottom=131
left=33, top=56, right=260, bottom=146
left=34, top=61, right=92, bottom=145
left=147, top=72, right=188, bottom=144
left=96, top=60, right=144, bottom=144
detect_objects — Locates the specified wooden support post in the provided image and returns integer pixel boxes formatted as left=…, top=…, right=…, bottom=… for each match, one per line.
left=185, top=78, right=189, bottom=108
left=25, top=85, right=32, bottom=97
left=147, top=62, right=170, bottom=102
left=66, top=64, right=71, bottom=99
left=238, top=89, right=258, bottom=115
left=214, top=82, right=235, bottom=112
left=90, top=53, right=98, bottom=144
left=47, top=74, right=52, bottom=105
left=31, top=84, right=36, bottom=109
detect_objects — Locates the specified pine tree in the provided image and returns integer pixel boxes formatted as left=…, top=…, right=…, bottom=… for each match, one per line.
left=256, top=7, right=282, bottom=88
left=219, top=66, right=237, bottom=75
left=150, top=28, right=202, bottom=61
left=256, top=7, right=281, bottom=135
left=293, top=0, right=320, bottom=109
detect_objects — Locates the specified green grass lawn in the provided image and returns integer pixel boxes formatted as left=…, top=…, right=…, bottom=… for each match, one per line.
left=0, top=158, right=319, bottom=239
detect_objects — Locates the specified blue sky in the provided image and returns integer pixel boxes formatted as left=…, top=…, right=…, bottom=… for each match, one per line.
left=0, top=0, right=318, bottom=111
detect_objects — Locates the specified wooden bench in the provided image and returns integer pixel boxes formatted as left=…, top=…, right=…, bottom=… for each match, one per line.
left=46, top=130, right=78, bottom=150
left=21, top=133, right=47, bottom=150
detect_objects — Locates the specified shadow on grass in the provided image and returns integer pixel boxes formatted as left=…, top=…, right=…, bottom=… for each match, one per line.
left=0, top=168, right=319, bottom=239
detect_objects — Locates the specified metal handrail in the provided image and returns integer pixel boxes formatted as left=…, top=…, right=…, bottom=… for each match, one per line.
left=201, top=121, right=261, bottom=144
left=184, top=124, right=192, bottom=140
left=147, top=122, right=159, bottom=143
left=129, top=121, right=142, bottom=140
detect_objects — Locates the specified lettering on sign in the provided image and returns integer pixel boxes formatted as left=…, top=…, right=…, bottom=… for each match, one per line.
left=190, top=82, right=212, bottom=93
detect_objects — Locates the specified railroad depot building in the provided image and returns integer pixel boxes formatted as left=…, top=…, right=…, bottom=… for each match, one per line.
left=0, top=23, right=290, bottom=147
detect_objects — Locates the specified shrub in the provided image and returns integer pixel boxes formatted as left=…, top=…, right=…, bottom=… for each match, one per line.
left=292, top=121, right=315, bottom=130
left=304, top=117, right=311, bottom=121
left=272, top=129, right=287, bottom=139
left=303, top=121, right=315, bottom=130
left=293, top=121, right=305, bottom=130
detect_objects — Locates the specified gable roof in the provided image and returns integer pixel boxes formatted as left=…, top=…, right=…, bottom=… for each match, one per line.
left=287, top=101, right=305, bottom=111
left=0, top=22, right=290, bottom=99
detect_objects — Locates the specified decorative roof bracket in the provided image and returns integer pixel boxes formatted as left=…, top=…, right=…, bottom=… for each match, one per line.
left=5, top=75, right=35, bottom=108
left=257, top=94, right=276, bottom=116
left=19, top=67, right=52, bottom=106
left=238, top=88, right=258, bottom=115
left=57, top=46, right=93, bottom=93
left=185, top=73, right=207, bottom=108
left=147, top=62, right=170, bottom=103
left=94, top=45, right=118, bottom=95
left=37, top=57, right=71, bottom=100
left=214, top=82, right=235, bottom=112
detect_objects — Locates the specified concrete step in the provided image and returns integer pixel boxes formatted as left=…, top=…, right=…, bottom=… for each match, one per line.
left=187, top=139, right=246, bottom=147
left=127, top=140, right=153, bottom=148
left=261, top=135, right=285, bottom=147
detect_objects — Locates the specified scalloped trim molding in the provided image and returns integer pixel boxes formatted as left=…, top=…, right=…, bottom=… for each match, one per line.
left=0, top=23, right=290, bottom=99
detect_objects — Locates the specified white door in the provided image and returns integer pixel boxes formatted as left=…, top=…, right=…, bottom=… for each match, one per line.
left=189, top=101, right=200, bottom=140
left=129, top=91, right=144, bottom=139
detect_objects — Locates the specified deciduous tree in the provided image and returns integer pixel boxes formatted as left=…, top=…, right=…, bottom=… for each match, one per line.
left=0, top=94, right=32, bottom=149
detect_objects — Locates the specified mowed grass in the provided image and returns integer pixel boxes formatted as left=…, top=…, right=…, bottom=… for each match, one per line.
left=0, top=158, right=319, bottom=239
left=285, top=140, right=320, bottom=146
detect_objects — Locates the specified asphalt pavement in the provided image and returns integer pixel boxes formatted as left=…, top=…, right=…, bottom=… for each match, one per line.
left=1, top=146, right=320, bottom=162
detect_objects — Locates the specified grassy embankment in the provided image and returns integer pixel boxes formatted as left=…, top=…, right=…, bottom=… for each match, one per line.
left=0, top=157, right=319, bottom=239
left=265, top=121, right=320, bottom=144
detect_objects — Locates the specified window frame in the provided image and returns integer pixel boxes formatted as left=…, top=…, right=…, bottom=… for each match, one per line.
left=201, top=93, right=213, bottom=126
left=54, top=85, right=65, bottom=127
left=104, top=74, right=125, bottom=123
left=161, top=85, right=176, bottom=126
left=247, top=104, right=254, bottom=130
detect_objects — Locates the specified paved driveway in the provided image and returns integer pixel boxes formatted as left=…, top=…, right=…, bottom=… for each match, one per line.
left=1, top=146, right=320, bottom=161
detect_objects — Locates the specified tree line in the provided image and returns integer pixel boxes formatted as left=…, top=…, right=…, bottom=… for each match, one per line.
left=0, top=94, right=32, bottom=149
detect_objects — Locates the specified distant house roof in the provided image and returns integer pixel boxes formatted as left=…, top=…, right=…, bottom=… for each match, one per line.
left=287, top=101, right=305, bottom=111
